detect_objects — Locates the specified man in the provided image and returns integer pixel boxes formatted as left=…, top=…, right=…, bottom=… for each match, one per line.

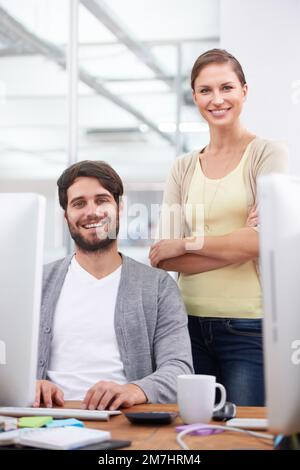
left=36, top=160, right=193, bottom=411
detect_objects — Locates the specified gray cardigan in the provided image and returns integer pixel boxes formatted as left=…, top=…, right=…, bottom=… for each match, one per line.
left=38, top=254, right=193, bottom=403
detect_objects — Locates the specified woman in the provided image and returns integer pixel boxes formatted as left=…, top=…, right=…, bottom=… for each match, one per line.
left=149, top=49, right=288, bottom=406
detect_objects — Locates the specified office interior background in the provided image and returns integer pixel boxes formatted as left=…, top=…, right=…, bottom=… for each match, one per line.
left=0, top=0, right=299, bottom=264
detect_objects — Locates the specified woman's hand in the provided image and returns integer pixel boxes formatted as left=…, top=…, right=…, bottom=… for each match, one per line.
left=149, top=239, right=186, bottom=267
left=246, top=205, right=259, bottom=228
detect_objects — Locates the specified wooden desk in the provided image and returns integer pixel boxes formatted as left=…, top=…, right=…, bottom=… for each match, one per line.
left=64, top=402, right=272, bottom=451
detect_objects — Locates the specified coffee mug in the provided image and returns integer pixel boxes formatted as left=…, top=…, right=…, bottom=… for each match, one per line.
left=177, top=374, right=226, bottom=424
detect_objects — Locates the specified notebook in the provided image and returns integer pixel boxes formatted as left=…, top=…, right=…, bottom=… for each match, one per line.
left=0, top=427, right=111, bottom=450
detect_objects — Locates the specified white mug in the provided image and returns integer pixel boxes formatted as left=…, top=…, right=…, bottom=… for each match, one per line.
left=177, top=374, right=226, bottom=424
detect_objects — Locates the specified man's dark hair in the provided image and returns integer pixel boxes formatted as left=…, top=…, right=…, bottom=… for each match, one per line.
left=57, top=160, right=124, bottom=210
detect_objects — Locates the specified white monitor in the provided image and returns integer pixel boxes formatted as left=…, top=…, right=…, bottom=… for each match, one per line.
left=259, top=173, right=300, bottom=435
left=0, top=193, right=45, bottom=406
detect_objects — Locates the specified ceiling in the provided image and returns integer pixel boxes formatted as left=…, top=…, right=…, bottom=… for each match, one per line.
left=0, top=0, right=220, bottom=182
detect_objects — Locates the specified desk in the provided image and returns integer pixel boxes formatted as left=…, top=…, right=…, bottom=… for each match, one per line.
left=64, top=402, right=272, bottom=451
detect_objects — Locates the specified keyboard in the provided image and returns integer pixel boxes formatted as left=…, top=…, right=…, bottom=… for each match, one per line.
left=0, top=406, right=121, bottom=421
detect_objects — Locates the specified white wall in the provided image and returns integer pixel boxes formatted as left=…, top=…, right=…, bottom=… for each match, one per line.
left=221, top=0, right=300, bottom=174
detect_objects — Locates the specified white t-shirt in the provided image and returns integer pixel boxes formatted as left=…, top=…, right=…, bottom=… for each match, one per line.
left=47, top=256, right=127, bottom=400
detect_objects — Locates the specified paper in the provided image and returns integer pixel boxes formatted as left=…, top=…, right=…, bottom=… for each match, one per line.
left=0, top=415, right=18, bottom=432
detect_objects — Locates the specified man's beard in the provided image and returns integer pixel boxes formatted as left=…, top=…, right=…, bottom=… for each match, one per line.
left=67, top=217, right=119, bottom=254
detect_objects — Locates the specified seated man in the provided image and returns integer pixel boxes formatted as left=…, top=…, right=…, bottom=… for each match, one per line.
left=36, top=160, right=193, bottom=411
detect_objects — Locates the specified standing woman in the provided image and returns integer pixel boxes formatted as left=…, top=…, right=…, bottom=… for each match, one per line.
left=149, top=49, right=288, bottom=406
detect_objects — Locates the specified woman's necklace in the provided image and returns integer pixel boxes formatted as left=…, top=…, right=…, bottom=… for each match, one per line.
left=201, top=150, right=237, bottom=233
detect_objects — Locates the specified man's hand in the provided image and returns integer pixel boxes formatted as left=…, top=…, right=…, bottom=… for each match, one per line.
left=82, top=381, right=147, bottom=411
left=34, top=380, right=64, bottom=408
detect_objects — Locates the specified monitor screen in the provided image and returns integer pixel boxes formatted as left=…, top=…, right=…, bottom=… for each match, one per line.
left=0, top=193, right=45, bottom=406
left=259, top=174, right=300, bottom=434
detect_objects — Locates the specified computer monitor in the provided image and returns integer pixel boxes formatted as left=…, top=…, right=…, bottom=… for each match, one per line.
left=0, top=193, right=45, bottom=406
left=259, top=173, right=300, bottom=435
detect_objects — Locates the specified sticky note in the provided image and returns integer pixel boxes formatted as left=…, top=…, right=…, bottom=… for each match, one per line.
left=46, top=418, right=84, bottom=428
left=18, top=416, right=53, bottom=428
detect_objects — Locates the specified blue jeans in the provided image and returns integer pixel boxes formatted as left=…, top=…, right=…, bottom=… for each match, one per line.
left=187, top=316, right=265, bottom=406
